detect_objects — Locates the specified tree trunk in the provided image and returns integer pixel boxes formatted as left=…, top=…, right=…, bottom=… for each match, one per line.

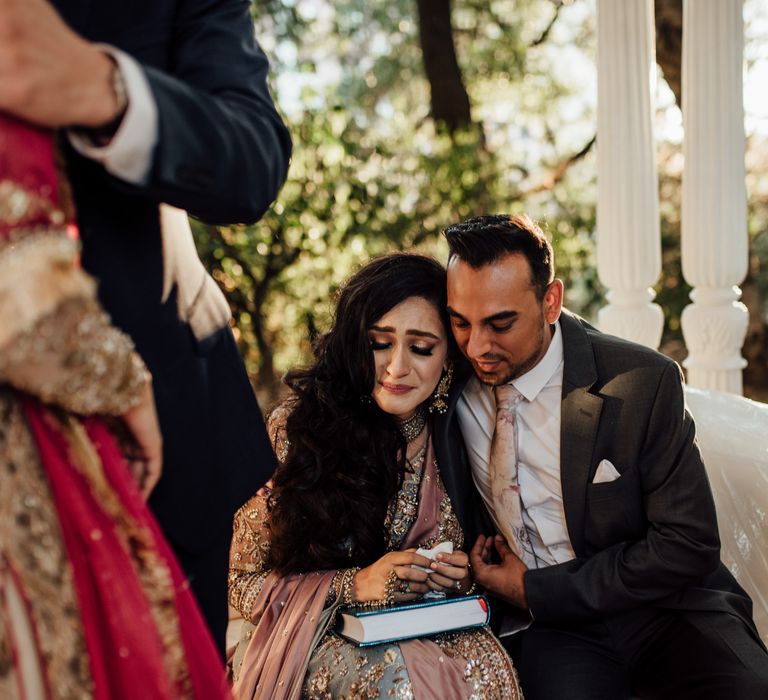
left=655, top=0, right=683, bottom=106
left=416, top=0, right=472, bottom=131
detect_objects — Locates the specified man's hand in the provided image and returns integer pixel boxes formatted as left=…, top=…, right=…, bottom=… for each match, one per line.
left=470, top=534, right=529, bottom=608
left=0, top=0, right=120, bottom=127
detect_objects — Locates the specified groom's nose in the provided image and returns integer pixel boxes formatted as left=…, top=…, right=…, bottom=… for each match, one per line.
left=465, top=327, right=492, bottom=360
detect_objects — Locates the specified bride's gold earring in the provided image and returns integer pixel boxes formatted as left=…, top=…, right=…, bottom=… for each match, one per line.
left=428, top=363, right=453, bottom=414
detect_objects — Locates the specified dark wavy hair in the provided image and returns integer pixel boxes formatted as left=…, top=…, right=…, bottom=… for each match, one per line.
left=267, top=253, right=452, bottom=575
left=443, top=214, right=554, bottom=300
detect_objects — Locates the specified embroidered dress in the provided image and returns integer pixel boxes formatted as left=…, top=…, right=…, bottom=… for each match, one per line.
left=228, top=405, right=522, bottom=700
left=0, top=114, right=230, bottom=699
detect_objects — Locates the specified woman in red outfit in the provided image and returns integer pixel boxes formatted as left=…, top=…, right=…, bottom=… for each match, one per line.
left=0, top=114, right=231, bottom=699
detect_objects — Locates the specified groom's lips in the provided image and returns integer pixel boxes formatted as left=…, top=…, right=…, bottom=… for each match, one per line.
left=475, top=360, right=501, bottom=372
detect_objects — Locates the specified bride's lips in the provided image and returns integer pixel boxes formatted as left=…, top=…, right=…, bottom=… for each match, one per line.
left=380, top=381, right=414, bottom=395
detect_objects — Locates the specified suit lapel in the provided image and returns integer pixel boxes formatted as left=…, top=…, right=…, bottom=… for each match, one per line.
left=559, top=311, right=602, bottom=557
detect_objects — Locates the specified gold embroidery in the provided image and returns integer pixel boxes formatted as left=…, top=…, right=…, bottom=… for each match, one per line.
left=0, top=391, right=92, bottom=699
left=54, top=410, right=193, bottom=696
left=0, top=296, right=147, bottom=416
left=0, top=179, right=63, bottom=227
left=228, top=494, right=272, bottom=620
left=434, top=628, right=522, bottom=699
left=266, top=403, right=293, bottom=463
left=0, top=233, right=97, bottom=351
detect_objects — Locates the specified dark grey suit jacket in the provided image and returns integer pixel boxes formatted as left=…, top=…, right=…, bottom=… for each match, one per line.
left=435, top=310, right=759, bottom=638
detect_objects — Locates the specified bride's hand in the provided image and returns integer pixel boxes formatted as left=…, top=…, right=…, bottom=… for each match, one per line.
left=427, top=550, right=472, bottom=594
left=353, top=550, right=432, bottom=604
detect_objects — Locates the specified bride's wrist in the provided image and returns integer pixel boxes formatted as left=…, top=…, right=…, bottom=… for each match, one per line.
left=341, top=567, right=361, bottom=606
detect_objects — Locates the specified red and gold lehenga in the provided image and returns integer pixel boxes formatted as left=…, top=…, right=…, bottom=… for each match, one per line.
left=0, top=114, right=231, bottom=699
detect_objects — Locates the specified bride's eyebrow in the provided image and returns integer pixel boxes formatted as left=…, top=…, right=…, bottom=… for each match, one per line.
left=369, top=325, right=440, bottom=340
left=405, top=329, right=440, bottom=340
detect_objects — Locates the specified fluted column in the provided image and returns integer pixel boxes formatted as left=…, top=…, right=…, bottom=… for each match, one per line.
left=596, top=0, right=663, bottom=349
left=681, top=0, right=748, bottom=394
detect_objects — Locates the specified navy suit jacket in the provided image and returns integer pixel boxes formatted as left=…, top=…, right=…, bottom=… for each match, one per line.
left=435, top=311, right=760, bottom=641
left=52, top=0, right=292, bottom=552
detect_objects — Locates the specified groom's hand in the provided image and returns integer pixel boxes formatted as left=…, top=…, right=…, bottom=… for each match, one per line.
left=470, top=534, right=529, bottom=609
left=0, top=0, right=120, bottom=127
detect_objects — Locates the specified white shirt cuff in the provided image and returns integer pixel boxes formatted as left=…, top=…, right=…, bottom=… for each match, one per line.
left=67, top=46, right=158, bottom=185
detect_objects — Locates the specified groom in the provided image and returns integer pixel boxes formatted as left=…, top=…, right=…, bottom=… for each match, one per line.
left=434, top=214, right=768, bottom=698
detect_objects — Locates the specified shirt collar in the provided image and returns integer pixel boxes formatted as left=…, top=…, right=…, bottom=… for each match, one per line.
left=510, top=320, right=563, bottom=402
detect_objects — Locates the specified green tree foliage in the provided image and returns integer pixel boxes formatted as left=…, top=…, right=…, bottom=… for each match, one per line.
left=194, top=0, right=768, bottom=403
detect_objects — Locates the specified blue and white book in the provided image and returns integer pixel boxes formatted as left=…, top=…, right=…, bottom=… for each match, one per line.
left=336, top=594, right=490, bottom=646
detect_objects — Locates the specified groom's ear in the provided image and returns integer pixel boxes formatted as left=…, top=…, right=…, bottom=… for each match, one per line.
left=543, top=279, right=564, bottom=323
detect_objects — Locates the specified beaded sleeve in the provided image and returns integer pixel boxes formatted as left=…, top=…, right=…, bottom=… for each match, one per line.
left=228, top=403, right=357, bottom=620
left=228, top=492, right=272, bottom=621
left=0, top=234, right=148, bottom=415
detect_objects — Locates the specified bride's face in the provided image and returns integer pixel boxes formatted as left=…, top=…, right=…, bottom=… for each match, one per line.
left=368, top=296, right=448, bottom=420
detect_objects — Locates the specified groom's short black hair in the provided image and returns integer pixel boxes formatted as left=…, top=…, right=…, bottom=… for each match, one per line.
left=443, top=213, right=554, bottom=300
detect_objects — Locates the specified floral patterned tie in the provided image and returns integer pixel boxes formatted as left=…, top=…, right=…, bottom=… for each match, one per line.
left=489, top=384, right=537, bottom=567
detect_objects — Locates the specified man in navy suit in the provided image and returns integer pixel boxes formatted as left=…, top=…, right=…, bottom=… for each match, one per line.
left=0, top=0, right=291, bottom=652
left=434, top=214, right=768, bottom=698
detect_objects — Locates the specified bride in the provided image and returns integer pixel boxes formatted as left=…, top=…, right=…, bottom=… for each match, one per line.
left=229, top=253, right=522, bottom=699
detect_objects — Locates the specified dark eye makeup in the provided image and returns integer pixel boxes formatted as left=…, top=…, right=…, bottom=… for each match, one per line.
left=369, top=337, right=435, bottom=357
left=410, top=345, right=434, bottom=357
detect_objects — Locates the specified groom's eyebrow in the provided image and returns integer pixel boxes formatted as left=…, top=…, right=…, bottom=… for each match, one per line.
left=483, top=311, right=518, bottom=324
left=446, top=308, right=518, bottom=325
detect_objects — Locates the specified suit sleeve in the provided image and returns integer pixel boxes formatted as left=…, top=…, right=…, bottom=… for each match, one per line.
left=524, top=361, right=722, bottom=622
left=117, top=0, right=291, bottom=224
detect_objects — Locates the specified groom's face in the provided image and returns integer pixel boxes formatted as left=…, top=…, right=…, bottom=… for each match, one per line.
left=446, top=253, right=562, bottom=386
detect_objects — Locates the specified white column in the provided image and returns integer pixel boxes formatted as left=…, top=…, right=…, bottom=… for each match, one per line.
left=681, top=0, right=748, bottom=394
left=596, top=0, right=663, bottom=350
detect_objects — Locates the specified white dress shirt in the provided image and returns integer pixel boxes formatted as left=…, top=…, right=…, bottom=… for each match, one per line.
left=68, top=47, right=158, bottom=185
left=457, top=321, right=576, bottom=568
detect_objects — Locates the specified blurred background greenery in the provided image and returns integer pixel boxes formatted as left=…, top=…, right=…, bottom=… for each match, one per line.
left=191, top=0, right=768, bottom=405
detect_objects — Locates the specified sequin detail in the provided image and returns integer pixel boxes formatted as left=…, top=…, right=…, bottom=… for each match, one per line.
left=0, top=296, right=148, bottom=416
left=0, top=391, right=92, bottom=699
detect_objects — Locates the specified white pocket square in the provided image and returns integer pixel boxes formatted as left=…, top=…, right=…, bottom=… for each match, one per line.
left=593, top=459, right=621, bottom=484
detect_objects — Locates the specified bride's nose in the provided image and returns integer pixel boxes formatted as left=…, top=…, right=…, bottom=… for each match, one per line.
left=386, top=345, right=409, bottom=378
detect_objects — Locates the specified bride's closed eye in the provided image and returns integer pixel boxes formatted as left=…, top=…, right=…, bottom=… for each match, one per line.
left=410, top=345, right=434, bottom=357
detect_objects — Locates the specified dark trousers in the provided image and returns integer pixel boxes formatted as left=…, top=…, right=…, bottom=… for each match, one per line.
left=503, top=608, right=768, bottom=699
left=173, top=532, right=233, bottom=658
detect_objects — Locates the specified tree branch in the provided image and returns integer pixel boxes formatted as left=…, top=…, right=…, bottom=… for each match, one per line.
left=530, top=3, right=562, bottom=47
left=522, top=134, right=596, bottom=195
